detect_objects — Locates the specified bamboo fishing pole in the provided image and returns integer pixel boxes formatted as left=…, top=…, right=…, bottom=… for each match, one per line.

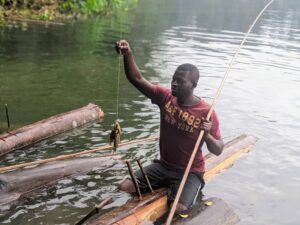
left=165, top=1, right=274, bottom=224
left=0, top=136, right=158, bottom=173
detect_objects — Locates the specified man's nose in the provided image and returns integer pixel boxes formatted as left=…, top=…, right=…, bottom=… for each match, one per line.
left=172, top=80, right=178, bottom=86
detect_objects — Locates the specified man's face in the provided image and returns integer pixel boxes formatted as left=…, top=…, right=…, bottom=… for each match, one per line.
left=171, top=70, right=195, bottom=98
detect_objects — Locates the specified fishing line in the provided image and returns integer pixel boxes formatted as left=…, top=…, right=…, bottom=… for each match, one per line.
left=116, top=29, right=122, bottom=120
left=165, top=0, right=274, bottom=224
left=110, top=1, right=130, bottom=152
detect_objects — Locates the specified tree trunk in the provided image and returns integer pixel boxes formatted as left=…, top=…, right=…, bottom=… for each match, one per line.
left=0, top=103, right=104, bottom=157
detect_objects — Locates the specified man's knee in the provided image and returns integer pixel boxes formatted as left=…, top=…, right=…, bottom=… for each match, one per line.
left=118, top=179, right=136, bottom=193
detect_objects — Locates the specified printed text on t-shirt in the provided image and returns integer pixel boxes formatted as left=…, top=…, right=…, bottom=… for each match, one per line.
left=164, top=100, right=202, bottom=133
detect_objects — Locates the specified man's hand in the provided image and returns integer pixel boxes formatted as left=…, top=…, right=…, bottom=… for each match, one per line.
left=200, top=117, right=212, bottom=136
left=200, top=117, right=224, bottom=156
left=115, top=40, right=132, bottom=56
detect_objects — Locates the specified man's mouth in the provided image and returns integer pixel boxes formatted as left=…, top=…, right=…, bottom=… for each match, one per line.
left=171, top=88, right=178, bottom=95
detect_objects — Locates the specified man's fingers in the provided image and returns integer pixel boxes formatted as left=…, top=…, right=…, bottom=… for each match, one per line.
left=200, top=117, right=212, bottom=133
left=115, top=42, right=121, bottom=54
left=115, top=40, right=130, bottom=55
left=115, top=41, right=126, bottom=54
left=201, top=117, right=210, bottom=122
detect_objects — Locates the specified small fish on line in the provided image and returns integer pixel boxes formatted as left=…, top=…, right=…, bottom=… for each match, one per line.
left=109, top=121, right=121, bottom=153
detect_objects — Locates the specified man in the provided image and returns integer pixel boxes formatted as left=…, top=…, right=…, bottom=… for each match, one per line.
left=116, top=40, right=224, bottom=213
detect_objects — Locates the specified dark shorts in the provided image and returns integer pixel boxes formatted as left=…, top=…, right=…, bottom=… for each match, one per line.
left=134, top=161, right=205, bottom=208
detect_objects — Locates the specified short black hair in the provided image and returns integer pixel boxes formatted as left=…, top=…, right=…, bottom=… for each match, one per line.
left=176, top=63, right=199, bottom=83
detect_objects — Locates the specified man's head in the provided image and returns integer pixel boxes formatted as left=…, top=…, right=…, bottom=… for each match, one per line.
left=171, top=63, right=200, bottom=98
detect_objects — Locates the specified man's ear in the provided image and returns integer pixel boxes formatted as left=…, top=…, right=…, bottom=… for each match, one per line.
left=192, top=81, right=197, bottom=88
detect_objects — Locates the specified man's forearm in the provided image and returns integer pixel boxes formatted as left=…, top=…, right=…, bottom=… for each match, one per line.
left=122, top=51, right=154, bottom=98
left=205, top=134, right=224, bottom=156
left=116, top=40, right=153, bottom=97
left=123, top=53, right=142, bottom=85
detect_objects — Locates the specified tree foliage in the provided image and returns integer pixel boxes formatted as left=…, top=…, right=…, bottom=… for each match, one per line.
left=59, top=0, right=131, bottom=15
left=0, top=0, right=138, bottom=20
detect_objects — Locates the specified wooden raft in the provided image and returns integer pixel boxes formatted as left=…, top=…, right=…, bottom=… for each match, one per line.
left=87, top=134, right=257, bottom=225
left=0, top=103, right=104, bottom=157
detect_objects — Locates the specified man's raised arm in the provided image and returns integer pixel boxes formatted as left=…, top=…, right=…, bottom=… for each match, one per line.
left=116, top=40, right=154, bottom=98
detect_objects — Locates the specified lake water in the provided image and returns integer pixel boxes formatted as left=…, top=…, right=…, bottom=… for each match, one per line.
left=0, top=0, right=300, bottom=224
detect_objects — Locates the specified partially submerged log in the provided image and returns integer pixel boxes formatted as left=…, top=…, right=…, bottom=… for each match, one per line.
left=0, top=103, right=104, bottom=157
left=0, top=136, right=158, bottom=173
left=0, top=155, right=121, bottom=211
left=87, top=134, right=257, bottom=225
left=204, top=134, right=256, bottom=181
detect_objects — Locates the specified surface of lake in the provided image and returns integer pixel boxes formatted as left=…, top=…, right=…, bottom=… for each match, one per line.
left=0, top=0, right=300, bottom=224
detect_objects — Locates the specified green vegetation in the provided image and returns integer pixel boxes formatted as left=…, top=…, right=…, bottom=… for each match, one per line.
left=59, top=0, right=137, bottom=15
left=0, top=0, right=138, bottom=21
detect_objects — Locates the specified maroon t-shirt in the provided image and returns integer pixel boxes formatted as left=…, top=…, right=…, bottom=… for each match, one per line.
left=150, top=85, right=221, bottom=173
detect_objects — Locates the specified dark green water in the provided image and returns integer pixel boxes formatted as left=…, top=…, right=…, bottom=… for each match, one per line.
left=1, top=0, right=300, bottom=224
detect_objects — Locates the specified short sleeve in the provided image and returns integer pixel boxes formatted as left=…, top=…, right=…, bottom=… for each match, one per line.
left=150, top=85, right=171, bottom=107
left=210, top=111, right=222, bottom=140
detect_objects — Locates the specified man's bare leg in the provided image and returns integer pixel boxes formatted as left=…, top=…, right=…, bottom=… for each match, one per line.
left=118, top=178, right=136, bottom=193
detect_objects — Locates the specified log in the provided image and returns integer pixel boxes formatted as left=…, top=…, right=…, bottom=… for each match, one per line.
left=0, top=155, right=121, bottom=211
left=170, top=197, right=240, bottom=225
left=87, top=189, right=168, bottom=225
left=204, top=134, right=257, bottom=181
left=0, top=103, right=104, bottom=157
left=87, top=134, right=257, bottom=225
left=0, top=136, right=158, bottom=173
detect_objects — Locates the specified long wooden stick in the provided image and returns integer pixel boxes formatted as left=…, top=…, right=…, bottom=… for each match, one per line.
left=0, top=136, right=158, bottom=173
left=126, top=160, right=143, bottom=200
left=75, top=197, right=113, bottom=225
left=137, top=158, right=154, bottom=193
left=5, top=104, right=10, bottom=129
left=165, top=1, right=274, bottom=224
